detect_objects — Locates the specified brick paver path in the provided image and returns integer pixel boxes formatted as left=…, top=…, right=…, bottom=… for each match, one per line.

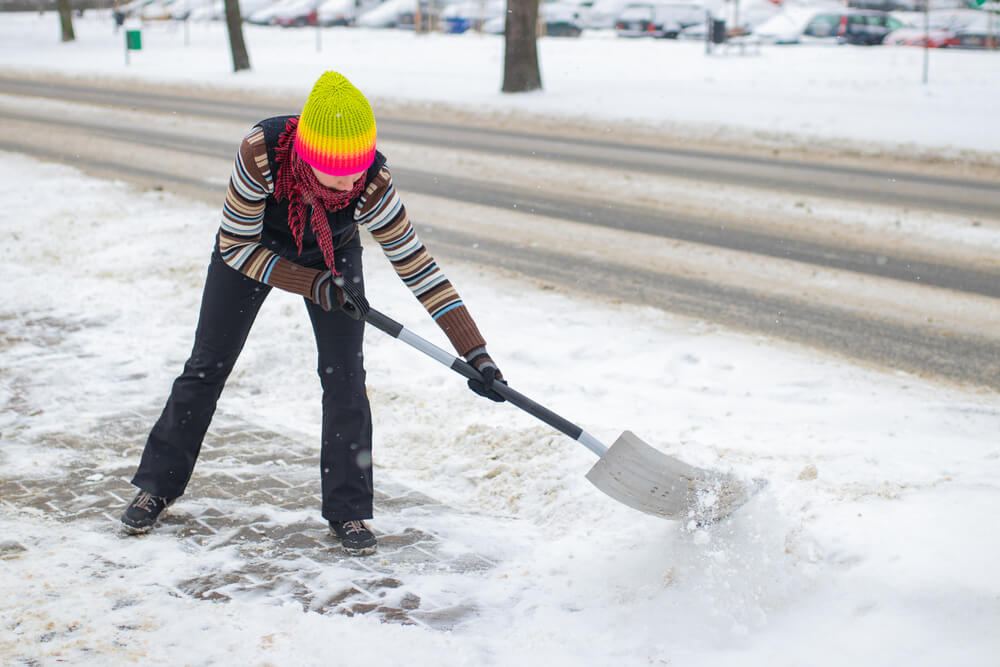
left=1, top=408, right=499, bottom=630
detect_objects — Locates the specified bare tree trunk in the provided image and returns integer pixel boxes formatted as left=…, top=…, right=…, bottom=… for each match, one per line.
left=502, top=0, right=541, bottom=93
left=57, top=0, right=76, bottom=42
left=224, top=0, right=251, bottom=72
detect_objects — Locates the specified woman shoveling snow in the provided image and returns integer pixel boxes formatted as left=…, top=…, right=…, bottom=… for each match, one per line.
left=120, top=71, right=506, bottom=555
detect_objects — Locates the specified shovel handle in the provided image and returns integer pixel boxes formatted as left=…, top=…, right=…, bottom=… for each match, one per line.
left=366, top=308, right=608, bottom=457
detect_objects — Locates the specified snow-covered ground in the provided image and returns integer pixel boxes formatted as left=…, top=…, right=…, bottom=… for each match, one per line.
left=2, top=11, right=1000, bottom=667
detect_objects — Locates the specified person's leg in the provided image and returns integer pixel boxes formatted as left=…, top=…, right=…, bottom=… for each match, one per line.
left=304, top=241, right=374, bottom=522
left=131, top=252, right=271, bottom=498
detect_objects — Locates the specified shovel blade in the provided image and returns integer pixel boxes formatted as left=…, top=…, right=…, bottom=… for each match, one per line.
left=585, top=431, right=760, bottom=523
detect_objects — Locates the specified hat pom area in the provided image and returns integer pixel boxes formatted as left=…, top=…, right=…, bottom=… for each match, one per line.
left=294, top=72, right=377, bottom=176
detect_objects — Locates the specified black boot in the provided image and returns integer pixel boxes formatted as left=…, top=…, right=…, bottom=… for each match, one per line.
left=121, top=490, right=175, bottom=534
left=329, top=520, right=377, bottom=556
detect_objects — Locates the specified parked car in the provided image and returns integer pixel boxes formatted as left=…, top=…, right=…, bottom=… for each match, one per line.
left=754, top=7, right=904, bottom=44
left=141, top=0, right=204, bottom=20
left=355, top=0, right=411, bottom=26
left=816, top=11, right=904, bottom=44
left=953, top=25, right=999, bottom=49
left=271, top=0, right=319, bottom=26
left=542, top=0, right=587, bottom=35
left=850, top=0, right=973, bottom=9
left=752, top=5, right=828, bottom=43
left=848, top=0, right=919, bottom=10
left=584, top=0, right=632, bottom=29
left=238, top=0, right=280, bottom=20
left=247, top=0, right=291, bottom=24
left=396, top=0, right=444, bottom=30
left=883, top=9, right=994, bottom=47
left=396, top=0, right=456, bottom=32
left=882, top=24, right=959, bottom=47
left=187, top=0, right=221, bottom=20
left=188, top=0, right=274, bottom=21
left=440, top=0, right=504, bottom=33
left=614, top=2, right=703, bottom=38
left=481, top=1, right=586, bottom=36
left=543, top=19, right=584, bottom=36
left=677, top=0, right=781, bottom=40
left=317, top=0, right=382, bottom=25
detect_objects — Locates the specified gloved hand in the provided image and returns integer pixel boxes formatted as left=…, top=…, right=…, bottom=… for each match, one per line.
left=312, top=271, right=370, bottom=321
left=464, top=346, right=506, bottom=402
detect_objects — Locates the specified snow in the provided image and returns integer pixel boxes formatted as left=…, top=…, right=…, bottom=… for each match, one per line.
left=2, top=11, right=1000, bottom=666
left=1, top=11, right=999, bottom=161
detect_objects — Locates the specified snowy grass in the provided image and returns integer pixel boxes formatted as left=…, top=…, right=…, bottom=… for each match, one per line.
left=2, top=11, right=1000, bottom=163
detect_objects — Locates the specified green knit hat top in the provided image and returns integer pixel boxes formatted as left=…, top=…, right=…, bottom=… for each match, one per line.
left=294, top=72, right=377, bottom=176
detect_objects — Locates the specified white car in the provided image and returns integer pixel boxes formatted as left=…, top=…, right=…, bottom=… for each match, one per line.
left=188, top=0, right=275, bottom=21
left=482, top=1, right=586, bottom=36
left=247, top=0, right=305, bottom=24
left=755, top=7, right=905, bottom=45
left=440, top=0, right=505, bottom=32
left=614, top=2, right=704, bottom=38
left=318, top=0, right=383, bottom=25
left=883, top=8, right=991, bottom=47
left=584, top=0, right=632, bottom=29
left=355, top=0, right=412, bottom=27
left=751, top=4, right=843, bottom=44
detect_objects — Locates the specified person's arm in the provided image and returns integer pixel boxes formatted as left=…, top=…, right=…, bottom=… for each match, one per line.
left=356, top=166, right=503, bottom=389
left=215, top=127, right=346, bottom=312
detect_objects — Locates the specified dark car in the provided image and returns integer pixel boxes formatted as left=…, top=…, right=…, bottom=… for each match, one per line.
left=800, top=10, right=905, bottom=45
left=615, top=2, right=705, bottom=38
left=953, top=29, right=999, bottom=49
left=396, top=0, right=443, bottom=30
left=273, top=9, right=318, bottom=27
left=545, top=20, right=583, bottom=36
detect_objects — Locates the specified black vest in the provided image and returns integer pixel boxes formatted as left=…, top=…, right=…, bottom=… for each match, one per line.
left=255, top=115, right=387, bottom=268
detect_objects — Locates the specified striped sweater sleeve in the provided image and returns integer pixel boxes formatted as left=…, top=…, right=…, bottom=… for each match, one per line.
left=355, top=166, right=487, bottom=357
left=215, top=126, right=325, bottom=301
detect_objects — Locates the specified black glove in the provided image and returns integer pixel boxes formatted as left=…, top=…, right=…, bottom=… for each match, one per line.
left=465, top=346, right=506, bottom=402
left=312, top=271, right=370, bottom=321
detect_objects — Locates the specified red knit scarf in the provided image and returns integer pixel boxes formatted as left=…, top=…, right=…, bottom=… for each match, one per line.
left=273, top=117, right=366, bottom=275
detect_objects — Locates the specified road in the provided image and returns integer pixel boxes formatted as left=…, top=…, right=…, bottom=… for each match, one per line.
left=2, top=74, right=998, bottom=389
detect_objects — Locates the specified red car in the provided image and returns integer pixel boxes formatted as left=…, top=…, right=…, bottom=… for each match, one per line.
left=882, top=26, right=959, bottom=47
left=883, top=9, right=988, bottom=48
left=271, top=0, right=319, bottom=26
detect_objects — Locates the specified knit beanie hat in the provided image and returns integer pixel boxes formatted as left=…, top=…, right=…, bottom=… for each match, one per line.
left=294, top=72, right=377, bottom=176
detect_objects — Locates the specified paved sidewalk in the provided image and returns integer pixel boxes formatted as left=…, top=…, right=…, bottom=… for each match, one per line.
left=0, top=408, right=498, bottom=630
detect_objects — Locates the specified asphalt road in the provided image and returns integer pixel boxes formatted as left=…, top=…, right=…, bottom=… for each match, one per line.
left=2, top=75, right=998, bottom=389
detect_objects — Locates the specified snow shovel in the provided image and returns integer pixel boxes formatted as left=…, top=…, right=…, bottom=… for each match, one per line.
left=366, top=308, right=762, bottom=524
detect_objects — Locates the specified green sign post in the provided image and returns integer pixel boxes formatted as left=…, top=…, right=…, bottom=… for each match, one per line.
left=125, top=28, right=141, bottom=65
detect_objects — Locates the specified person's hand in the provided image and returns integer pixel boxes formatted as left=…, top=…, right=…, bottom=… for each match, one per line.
left=465, top=347, right=506, bottom=402
left=313, top=271, right=370, bottom=321
left=333, top=275, right=370, bottom=320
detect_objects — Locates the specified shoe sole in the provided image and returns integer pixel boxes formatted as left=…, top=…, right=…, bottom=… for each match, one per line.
left=120, top=521, right=155, bottom=536
left=342, top=544, right=377, bottom=557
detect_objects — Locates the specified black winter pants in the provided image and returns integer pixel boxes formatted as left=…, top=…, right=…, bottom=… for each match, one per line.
left=131, top=241, right=373, bottom=521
